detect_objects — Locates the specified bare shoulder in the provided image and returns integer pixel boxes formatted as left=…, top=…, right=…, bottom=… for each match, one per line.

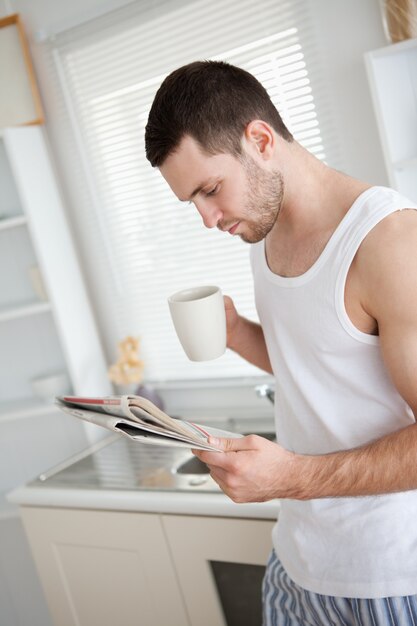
left=357, top=208, right=417, bottom=268
left=365, top=207, right=417, bottom=237
left=354, top=208, right=417, bottom=319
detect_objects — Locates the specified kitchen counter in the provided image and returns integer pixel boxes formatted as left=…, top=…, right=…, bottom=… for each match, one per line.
left=8, top=432, right=280, bottom=520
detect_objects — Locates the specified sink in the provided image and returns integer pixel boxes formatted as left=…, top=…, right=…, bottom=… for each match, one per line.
left=31, top=436, right=220, bottom=492
left=174, top=456, right=209, bottom=475
left=30, top=428, right=276, bottom=494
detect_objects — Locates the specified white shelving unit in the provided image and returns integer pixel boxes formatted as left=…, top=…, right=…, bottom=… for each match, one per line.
left=0, top=301, right=52, bottom=324
left=0, top=399, right=58, bottom=423
left=0, top=124, right=115, bottom=504
left=0, top=126, right=114, bottom=626
left=365, top=37, right=417, bottom=200
left=0, top=126, right=112, bottom=420
left=0, top=214, right=27, bottom=230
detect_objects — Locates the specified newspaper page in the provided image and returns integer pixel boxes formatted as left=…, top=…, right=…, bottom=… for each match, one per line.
left=56, top=395, right=242, bottom=451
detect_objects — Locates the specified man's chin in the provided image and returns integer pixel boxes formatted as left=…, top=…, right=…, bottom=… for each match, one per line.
left=239, top=231, right=266, bottom=244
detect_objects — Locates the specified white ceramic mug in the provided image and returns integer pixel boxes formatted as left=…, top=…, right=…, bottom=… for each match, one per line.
left=168, top=285, right=226, bottom=361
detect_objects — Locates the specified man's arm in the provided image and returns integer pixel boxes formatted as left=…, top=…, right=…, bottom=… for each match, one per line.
left=224, top=295, right=273, bottom=374
left=195, top=210, right=417, bottom=503
left=193, top=421, right=417, bottom=502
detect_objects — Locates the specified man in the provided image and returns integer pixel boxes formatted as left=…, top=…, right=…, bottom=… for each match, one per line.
left=145, top=61, right=417, bottom=625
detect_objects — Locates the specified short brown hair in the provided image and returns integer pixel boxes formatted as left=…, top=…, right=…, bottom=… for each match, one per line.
left=145, top=60, right=293, bottom=167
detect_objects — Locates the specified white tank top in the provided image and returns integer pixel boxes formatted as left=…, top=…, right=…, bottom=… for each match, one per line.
left=250, top=186, right=417, bottom=598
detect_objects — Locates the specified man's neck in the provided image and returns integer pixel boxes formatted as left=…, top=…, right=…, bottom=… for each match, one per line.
left=265, top=142, right=371, bottom=277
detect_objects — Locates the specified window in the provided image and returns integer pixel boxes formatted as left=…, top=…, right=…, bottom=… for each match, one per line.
left=45, top=0, right=341, bottom=384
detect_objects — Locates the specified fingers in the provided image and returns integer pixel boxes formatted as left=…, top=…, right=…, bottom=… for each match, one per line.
left=209, top=434, right=261, bottom=451
left=223, top=294, right=235, bottom=309
left=208, top=466, right=228, bottom=484
left=208, top=467, right=249, bottom=503
left=193, top=434, right=276, bottom=503
left=194, top=435, right=261, bottom=464
left=193, top=435, right=259, bottom=472
left=192, top=448, right=226, bottom=469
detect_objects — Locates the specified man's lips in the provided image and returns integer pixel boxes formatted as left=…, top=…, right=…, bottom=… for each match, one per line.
left=227, top=222, right=240, bottom=235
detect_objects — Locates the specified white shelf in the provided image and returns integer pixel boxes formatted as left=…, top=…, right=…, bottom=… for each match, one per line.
left=0, top=300, right=51, bottom=323
left=0, top=494, right=18, bottom=521
left=0, top=215, right=27, bottom=231
left=0, top=398, right=59, bottom=423
left=3, top=127, right=112, bottom=406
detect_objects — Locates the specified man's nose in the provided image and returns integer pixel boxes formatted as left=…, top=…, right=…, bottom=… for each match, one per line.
left=196, top=202, right=223, bottom=229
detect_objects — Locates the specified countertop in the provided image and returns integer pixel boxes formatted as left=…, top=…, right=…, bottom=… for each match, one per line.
left=8, top=431, right=280, bottom=521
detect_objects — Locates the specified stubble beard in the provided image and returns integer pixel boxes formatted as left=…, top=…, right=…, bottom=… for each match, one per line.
left=239, top=156, right=284, bottom=244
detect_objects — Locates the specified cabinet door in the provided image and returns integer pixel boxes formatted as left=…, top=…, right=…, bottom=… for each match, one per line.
left=163, top=514, right=274, bottom=626
left=20, top=507, right=190, bottom=626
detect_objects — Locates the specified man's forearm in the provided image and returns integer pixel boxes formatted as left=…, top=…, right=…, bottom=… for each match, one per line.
left=228, top=317, right=273, bottom=374
left=294, top=422, right=417, bottom=500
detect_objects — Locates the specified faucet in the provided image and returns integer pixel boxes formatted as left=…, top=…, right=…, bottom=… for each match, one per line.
left=255, top=384, right=275, bottom=405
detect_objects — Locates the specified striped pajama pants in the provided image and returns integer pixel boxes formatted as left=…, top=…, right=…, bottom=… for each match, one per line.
left=262, top=550, right=417, bottom=626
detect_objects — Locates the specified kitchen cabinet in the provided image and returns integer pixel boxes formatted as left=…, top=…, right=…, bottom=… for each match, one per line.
left=21, top=507, right=190, bottom=626
left=20, top=506, right=274, bottom=626
left=365, top=38, right=417, bottom=200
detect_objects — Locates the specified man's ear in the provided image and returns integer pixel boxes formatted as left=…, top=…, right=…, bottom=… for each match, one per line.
left=243, top=120, right=275, bottom=160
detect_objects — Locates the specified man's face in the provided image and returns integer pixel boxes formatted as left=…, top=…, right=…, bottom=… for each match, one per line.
left=160, top=135, right=284, bottom=244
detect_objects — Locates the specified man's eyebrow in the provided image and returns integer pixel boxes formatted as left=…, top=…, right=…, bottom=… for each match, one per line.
left=178, top=182, right=206, bottom=203
left=190, top=182, right=207, bottom=200
left=180, top=179, right=217, bottom=203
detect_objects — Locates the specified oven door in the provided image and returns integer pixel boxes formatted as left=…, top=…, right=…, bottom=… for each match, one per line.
left=163, top=515, right=275, bottom=626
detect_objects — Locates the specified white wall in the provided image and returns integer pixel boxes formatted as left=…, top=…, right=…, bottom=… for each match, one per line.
left=0, top=0, right=12, bottom=15
left=1, top=0, right=392, bottom=409
left=6, top=0, right=390, bottom=187
left=0, top=8, right=395, bottom=623
left=0, top=0, right=391, bottom=391
left=4, top=0, right=133, bottom=37
left=0, top=0, right=392, bottom=408
left=308, top=0, right=389, bottom=184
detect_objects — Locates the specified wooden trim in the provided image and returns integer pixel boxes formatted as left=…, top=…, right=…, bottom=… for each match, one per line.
left=0, top=13, right=44, bottom=126
left=0, top=14, right=18, bottom=28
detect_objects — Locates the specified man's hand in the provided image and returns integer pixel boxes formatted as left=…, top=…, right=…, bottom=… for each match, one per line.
left=223, top=295, right=243, bottom=350
left=223, top=295, right=273, bottom=373
left=193, top=435, right=300, bottom=503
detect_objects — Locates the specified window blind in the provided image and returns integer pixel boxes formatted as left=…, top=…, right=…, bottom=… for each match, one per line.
left=44, top=0, right=343, bottom=383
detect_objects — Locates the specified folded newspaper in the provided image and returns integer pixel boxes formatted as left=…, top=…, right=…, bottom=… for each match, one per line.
left=56, top=395, right=242, bottom=451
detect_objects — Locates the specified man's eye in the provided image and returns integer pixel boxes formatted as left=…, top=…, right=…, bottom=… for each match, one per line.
left=206, top=185, right=219, bottom=197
